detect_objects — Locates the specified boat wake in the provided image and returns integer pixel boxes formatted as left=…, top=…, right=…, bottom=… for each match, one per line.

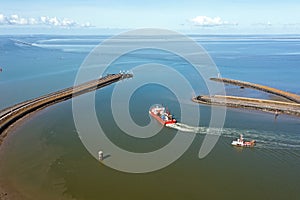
left=11, top=39, right=33, bottom=47
left=166, top=123, right=207, bottom=134
left=166, top=123, right=300, bottom=150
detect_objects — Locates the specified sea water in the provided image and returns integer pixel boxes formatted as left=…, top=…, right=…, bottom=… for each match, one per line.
left=0, top=34, right=300, bottom=199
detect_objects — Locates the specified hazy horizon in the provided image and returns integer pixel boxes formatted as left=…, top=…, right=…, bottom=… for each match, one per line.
left=1, top=0, right=300, bottom=35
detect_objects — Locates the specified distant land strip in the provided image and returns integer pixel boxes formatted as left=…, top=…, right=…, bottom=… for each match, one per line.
left=0, top=73, right=133, bottom=143
left=193, top=77, right=300, bottom=117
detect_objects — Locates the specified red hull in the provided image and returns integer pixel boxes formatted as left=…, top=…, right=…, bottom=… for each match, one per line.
left=149, top=111, right=177, bottom=126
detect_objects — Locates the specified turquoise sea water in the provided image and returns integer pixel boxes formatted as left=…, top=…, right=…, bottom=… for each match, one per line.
left=0, top=34, right=300, bottom=199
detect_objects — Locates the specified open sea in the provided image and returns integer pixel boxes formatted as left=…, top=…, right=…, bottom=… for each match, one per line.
left=0, top=34, right=300, bottom=199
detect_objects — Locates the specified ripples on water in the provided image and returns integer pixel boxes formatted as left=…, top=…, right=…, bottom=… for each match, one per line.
left=1, top=35, right=300, bottom=200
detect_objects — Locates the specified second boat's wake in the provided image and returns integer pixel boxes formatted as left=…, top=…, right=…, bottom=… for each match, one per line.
left=166, top=122, right=300, bottom=150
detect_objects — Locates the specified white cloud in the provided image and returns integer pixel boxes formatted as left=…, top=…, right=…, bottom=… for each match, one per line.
left=48, top=17, right=61, bottom=26
left=61, top=18, right=77, bottom=27
left=0, top=14, right=6, bottom=24
left=81, top=22, right=94, bottom=28
left=40, top=16, right=48, bottom=24
left=190, top=16, right=237, bottom=27
left=0, top=13, right=92, bottom=28
left=28, top=18, right=38, bottom=25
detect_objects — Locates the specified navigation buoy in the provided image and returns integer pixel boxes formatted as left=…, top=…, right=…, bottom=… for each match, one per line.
left=98, top=151, right=104, bottom=161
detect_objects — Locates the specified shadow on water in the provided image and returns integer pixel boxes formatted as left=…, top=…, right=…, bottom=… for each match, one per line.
left=103, top=154, right=111, bottom=160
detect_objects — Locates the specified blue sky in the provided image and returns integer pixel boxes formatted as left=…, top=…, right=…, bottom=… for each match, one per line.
left=1, top=0, right=300, bottom=34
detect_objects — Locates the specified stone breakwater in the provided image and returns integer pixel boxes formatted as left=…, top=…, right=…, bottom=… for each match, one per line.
left=193, top=78, right=300, bottom=117
left=210, top=77, right=300, bottom=104
left=0, top=73, right=133, bottom=142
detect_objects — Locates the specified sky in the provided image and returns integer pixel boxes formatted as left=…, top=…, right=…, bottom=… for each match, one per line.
left=1, top=0, right=300, bottom=34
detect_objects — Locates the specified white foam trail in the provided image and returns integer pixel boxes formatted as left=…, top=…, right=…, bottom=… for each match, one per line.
left=166, top=123, right=300, bottom=150
left=31, top=43, right=95, bottom=52
left=166, top=123, right=207, bottom=134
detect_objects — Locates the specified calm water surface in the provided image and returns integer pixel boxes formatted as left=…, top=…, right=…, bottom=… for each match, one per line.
left=0, top=35, right=300, bottom=199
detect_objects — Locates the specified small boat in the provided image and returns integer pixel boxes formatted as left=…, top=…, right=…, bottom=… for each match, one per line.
left=231, top=134, right=255, bottom=147
left=149, top=104, right=177, bottom=126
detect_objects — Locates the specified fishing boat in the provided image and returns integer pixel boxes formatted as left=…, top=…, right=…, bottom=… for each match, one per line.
left=149, top=104, right=177, bottom=126
left=231, top=134, right=255, bottom=147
